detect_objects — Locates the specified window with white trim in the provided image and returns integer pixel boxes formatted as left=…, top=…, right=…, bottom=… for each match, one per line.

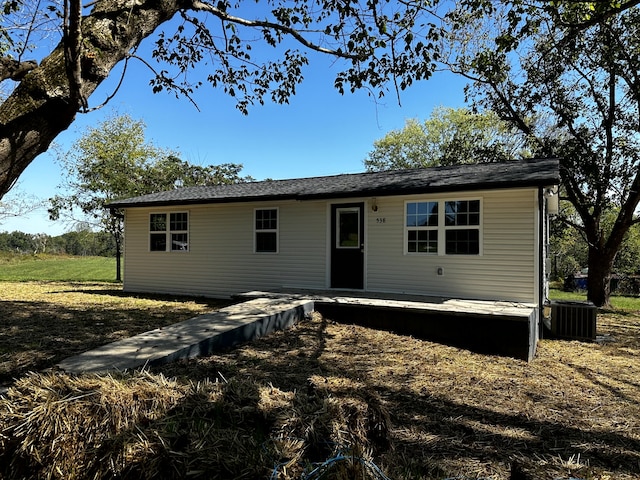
left=406, top=201, right=439, bottom=253
left=444, top=200, right=480, bottom=255
left=405, top=199, right=481, bottom=255
left=255, top=208, right=278, bottom=253
left=149, top=212, right=189, bottom=251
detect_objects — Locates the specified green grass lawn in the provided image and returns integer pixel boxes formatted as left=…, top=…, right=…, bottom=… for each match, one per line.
left=1, top=253, right=638, bottom=310
left=550, top=287, right=640, bottom=311
left=0, top=253, right=120, bottom=282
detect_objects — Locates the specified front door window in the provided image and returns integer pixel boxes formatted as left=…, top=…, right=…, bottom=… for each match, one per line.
left=337, top=208, right=360, bottom=248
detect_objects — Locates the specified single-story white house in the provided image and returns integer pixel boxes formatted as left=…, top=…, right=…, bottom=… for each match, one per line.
left=108, top=158, right=560, bottom=359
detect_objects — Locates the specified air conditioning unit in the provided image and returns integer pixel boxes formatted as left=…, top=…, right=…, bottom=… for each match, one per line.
left=550, top=301, right=597, bottom=341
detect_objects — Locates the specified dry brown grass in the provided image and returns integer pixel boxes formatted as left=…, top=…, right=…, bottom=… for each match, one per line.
left=0, top=282, right=231, bottom=386
left=1, top=281, right=639, bottom=479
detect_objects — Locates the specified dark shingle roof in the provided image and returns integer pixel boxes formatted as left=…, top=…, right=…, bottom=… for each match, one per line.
left=107, top=158, right=560, bottom=209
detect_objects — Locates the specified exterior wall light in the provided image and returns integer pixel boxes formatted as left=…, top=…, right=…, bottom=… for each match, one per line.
left=544, top=186, right=559, bottom=215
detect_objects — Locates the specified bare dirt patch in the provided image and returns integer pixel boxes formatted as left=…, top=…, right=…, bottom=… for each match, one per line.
left=0, top=282, right=639, bottom=479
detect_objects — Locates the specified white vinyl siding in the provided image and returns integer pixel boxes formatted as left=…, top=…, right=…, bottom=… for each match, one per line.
left=123, top=201, right=327, bottom=297
left=367, top=188, right=538, bottom=303
left=122, top=187, right=540, bottom=304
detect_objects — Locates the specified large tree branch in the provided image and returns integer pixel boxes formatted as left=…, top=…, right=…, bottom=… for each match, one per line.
left=0, top=0, right=186, bottom=198
left=188, top=0, right=366, bottom=61
left=606, top=167, right=640, bottom=251
left=554, top=0, right=640, bottom=30
left=0, top=58, right=38, bottom=81
left=601, top=52, right=616, bottom=219
left=64, top=0, right=87, bottom=110
left=0, top=0, right=411, bottom=199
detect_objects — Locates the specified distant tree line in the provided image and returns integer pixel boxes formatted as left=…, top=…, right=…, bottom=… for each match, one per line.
left=0, top=229, right=115, bottom=257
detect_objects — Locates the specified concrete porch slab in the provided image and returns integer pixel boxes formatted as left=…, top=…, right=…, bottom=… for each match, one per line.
left=237, top=290, right=536, bottom=319
left=239, top=290, right=539, bottom=361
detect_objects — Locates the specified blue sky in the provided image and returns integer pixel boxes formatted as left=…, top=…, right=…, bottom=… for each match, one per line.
left=1, top=27, right=468, bottom=235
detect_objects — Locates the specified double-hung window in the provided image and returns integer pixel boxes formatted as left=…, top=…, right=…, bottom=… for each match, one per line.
left=255, top=208, right=278, bottom=253
left=406, top=201, right=439, bottom=253
left=149, top=212, right=189, bottom=252
left=405, top=199, right=481, bottom=255
left=444, top=200, right=480, bottom=255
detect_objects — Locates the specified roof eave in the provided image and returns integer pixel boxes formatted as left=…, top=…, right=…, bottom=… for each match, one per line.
left=298, top=178, right=559, bottom=201
left=108, top=177, right=560, bottom=209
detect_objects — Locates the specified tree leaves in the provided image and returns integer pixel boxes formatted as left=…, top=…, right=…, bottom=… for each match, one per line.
left=447, top=1, right=640, bottom=305
left=48, top=114, right=249, bottom=236
left=1, top=0, right=638, bottom=208
left=144, top=0, right=448, bottom=113
left=364, top=107, right=529, bottom=172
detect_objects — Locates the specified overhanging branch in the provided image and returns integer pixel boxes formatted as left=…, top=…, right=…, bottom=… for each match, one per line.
left=0, top=58, right=37, bottom=81
left=555, top=0, right=640, bottom=30
left=64, top=0, right=87, bottom=111
left=189, top=0, right=367, bottom=61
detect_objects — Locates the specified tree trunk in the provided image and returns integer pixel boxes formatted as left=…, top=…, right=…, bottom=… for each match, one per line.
left=0, top=0, right=184, bottom=198
left=586, top=245, right=616, bottom=307
left=584, top=191, right=640, bottom=307
left=115, top=234, right=122, bottom=282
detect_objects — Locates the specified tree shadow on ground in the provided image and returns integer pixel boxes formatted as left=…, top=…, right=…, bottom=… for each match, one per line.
left=0, top=294, right=231, bottom=386
left=54, top=284, right=235, bottom=307
left=157, top=314, right=640, bottom=479
left=3, top=298, right=639, bottom=479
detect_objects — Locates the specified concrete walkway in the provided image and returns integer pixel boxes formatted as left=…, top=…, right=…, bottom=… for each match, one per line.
left=57, top=297, right=314, bottom=374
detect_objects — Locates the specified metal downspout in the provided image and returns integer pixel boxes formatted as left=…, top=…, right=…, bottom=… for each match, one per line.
left=538, top=187, right=545, bottom=339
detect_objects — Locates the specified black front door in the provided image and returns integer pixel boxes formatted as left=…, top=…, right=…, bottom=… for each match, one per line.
left=330, top=203, right=365, bottom=289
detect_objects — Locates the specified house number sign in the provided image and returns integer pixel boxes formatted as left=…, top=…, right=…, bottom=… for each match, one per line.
left=376, top=217, right=386, bottom=224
